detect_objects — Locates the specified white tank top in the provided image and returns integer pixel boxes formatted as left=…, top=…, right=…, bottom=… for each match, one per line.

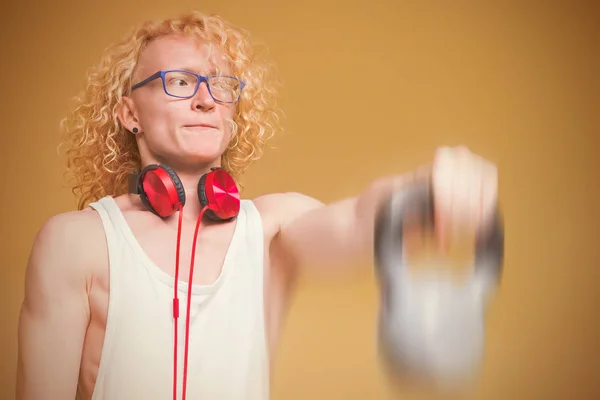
left=87, top=196, right=269, bottom=400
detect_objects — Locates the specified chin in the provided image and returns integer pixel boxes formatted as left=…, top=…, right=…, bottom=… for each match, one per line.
left=183, top=144, right=229, bottom=163
left=178, top=131, right=229, bottom=152
left=178, top=148, right=224, bottom=163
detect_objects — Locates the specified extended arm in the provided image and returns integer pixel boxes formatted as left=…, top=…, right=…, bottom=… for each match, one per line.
left=274, top=146, right=497, bottom=273
left=273, top=171, right=424, bottom=271
left=17, top=213, right=94, bottom=399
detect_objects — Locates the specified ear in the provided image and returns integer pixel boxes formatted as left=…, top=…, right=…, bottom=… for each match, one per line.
left=117, top=96, right=140, bottom=133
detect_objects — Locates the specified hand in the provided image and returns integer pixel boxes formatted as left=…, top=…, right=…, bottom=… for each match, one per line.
left=430, top=146, right=498, bottom=251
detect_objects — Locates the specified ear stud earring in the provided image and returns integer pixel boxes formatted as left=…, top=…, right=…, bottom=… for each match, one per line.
left=132, top=127, right=139, bottom=133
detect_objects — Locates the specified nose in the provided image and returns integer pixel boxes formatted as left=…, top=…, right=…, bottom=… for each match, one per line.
left=191, top=81, right=215, bottom=111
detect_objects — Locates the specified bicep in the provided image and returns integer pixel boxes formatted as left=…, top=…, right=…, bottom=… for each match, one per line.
left=17, top=215, right=92, bottom=400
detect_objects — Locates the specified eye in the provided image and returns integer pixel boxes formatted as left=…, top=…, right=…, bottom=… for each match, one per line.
left=169, top=77, right=189, bottom=86
left=165, top=72, right=196, bottom=87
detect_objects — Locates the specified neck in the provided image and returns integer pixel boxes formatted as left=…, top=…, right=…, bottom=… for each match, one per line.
left=177, top=171, right=212, bottom=223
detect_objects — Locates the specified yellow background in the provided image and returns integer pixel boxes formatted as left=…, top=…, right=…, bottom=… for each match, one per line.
left=1, top=1, right=598, bottom=399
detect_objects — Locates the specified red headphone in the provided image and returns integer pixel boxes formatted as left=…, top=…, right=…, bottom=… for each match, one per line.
left=128, top=164, right=240, bottom=221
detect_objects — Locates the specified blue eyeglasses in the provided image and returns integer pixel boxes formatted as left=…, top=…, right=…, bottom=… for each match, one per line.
left=131, top=69, right=246, bottom=104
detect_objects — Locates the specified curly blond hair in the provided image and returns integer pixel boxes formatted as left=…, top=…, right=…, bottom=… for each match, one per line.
left=59, top=11, right=282, bottom=210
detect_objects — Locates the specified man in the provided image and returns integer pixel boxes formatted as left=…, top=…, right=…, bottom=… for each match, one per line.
left=16, top=10, right=498, bottom=400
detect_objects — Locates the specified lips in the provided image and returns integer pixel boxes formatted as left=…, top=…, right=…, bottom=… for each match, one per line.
left=184, top=124, right=217, bottom=129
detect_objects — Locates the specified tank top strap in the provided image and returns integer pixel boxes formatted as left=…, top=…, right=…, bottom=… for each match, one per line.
left=87, top=196, right=131, bottom=297
left=238, top=199, right=265, bottom=262
left=88, top=196, right=119, bottom=239
left=87, top=196, right=133, bottom=266
left=88, top=196, right=134, bottom=235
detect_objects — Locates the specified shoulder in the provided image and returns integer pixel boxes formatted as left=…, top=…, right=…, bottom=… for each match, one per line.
left=251, top=192, right=325, bottom=231
left=29, top=207, right=107, bottom=280
left=35, top=207, right=104, bottom=246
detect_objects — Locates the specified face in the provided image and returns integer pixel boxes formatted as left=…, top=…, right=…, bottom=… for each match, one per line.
left=119, top=34, right=237, bottom=170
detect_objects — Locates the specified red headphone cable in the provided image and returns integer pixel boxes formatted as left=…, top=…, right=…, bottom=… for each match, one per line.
left=172, top=204, right=209, bottom=400
left=173, top=203, right=184, bottom=400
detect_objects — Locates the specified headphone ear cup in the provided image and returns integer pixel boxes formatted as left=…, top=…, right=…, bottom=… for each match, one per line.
left=136, top=164, right=185, bottom=218
left=198, top=169, right=240, bottom=222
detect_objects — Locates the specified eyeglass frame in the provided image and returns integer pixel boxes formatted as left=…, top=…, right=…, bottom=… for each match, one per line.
left=130, top=69, right=246, bottom=104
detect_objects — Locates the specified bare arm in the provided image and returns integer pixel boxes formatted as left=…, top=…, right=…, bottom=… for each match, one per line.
left=17, top=212, right=95, bottom=399
left=271, top=171, right=423, bottom=271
